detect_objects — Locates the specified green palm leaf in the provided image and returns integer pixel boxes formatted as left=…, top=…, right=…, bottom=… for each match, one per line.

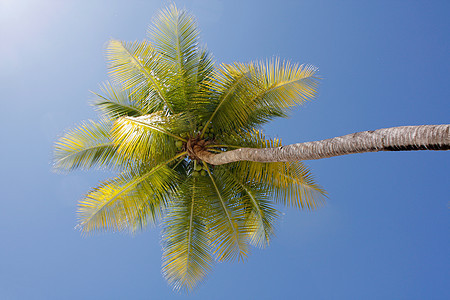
left=127, top=187, right=165, bottom=233
left=204, top=163, right=249, bottom=262
left=112, top=112, right=190, bottom=163
left=195, top=48, right=215, bottom=86
left=245, top=59, right=319, bottom=126
left=186, top=48, right=216, bottom=120
left=202, top=60, right=319, bottom=135
left=162, top=178, right=213, bottom=291
left=91, top=82, right=153, bottom=120
left=148, top=5, right=201, bottom=111
left=220, top=167, right=279, bottom=248
left=106, top=39, right=174, bottom=113
left=201, top=62, right=257, bottom=135
left=255, top=59, right=319, bottom=109
left=53, top=119, right=121, bottom=172
left=262, top=161, right=326, bottom=209
left=78, top=158, right=181, bottom=233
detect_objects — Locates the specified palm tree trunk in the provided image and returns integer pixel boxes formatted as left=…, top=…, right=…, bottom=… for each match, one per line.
left=195, top=125, right=450, bottom=165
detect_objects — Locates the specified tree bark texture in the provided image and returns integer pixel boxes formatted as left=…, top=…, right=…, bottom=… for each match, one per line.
left=195, top=125, right=450, bottom=165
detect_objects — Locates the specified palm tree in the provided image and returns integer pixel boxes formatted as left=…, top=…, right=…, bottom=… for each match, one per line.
left=53, top=5, right=449, bottom=291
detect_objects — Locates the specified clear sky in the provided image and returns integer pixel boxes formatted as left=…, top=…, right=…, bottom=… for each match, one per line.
left=0, top=0, right=449, bottom=299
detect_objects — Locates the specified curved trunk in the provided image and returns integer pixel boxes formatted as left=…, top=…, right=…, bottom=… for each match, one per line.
left=195, top=125, right=450, bottom=165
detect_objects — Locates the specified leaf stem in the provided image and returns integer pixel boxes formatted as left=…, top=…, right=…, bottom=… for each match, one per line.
left=171, top=153, right=187, bottom=170
left=122, top=117, right=187, bottom=141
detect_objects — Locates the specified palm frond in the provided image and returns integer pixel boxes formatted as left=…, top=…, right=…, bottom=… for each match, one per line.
left=127, top=188, right=166, bottom=233
left=202, top=59, right=319, bottom=134
left=244, top=195, right=278, bottom=248
left=53, top=119, right=122, bottom=172
left=203, top=162, right=249, bottom=262
left=200, top=63, right=257, bottom=135
left=162, top=178, right=213, bottom=292
left=106, top=39, right=174, bottom=113
left=78, top=157, right=181, bottom=233
left=112, top=112, right=191, bottom=163
left=246, top=160, right=326, bottom=209
left=254, top=59, right=319, bottom=110
left=91, top=82, right=154, bottom=120
left=219, top=167, right=279, bottom=248
left=185, top=48, right=216, bottom=120
left=245, top=59, right=319, bottom=127
left=196, top=48, right=215, bottom=86
left=148, top=5, right=201, bottom=111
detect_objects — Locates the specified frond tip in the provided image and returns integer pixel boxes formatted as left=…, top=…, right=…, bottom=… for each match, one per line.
left=162, top=179, right=213, bottom=292
left=53, top=119, right=121, bottom=172
left=91, top=82, right=149, bottom=120
left=77, top=162, right=179, bottom=233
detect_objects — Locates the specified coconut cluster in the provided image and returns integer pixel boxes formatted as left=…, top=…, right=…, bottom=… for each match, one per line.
left=198, top=123, right=215, bottom=140
left=191, top=160, right=209, bottom=177
left=172, top=122, right=219, bottom=177
left=174, top=122, right=217, bottom=153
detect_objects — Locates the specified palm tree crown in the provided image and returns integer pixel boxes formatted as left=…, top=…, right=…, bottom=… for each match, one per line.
left=54, top=5, right=325, bottom=291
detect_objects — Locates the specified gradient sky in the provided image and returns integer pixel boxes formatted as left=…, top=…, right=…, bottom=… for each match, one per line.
left=1, top=0, right=449, bottom=299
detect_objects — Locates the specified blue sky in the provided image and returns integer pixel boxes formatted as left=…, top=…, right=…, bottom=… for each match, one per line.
left=0, top=0, right=449, bottom=299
